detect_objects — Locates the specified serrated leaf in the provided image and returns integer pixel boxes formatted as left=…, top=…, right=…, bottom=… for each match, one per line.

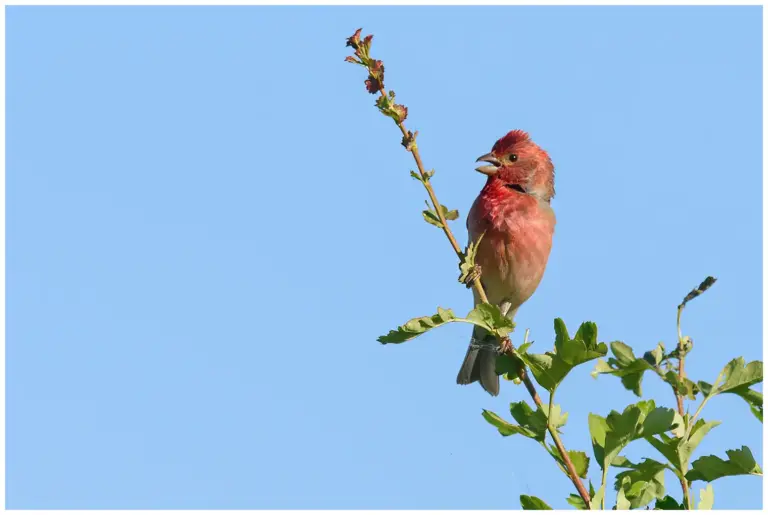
left=645, top=418, right=720, bottom=474
left=466, top=303, right=514, bottom=339
left=591, top=341, right=663, bottom=397
left=686, top=446, right=763, bottom=482
left=458, top=232, right=485, bottom=285
left=614, top=458, right=667, bottom=509
left=378, top=304, right=513, bottom=344
left=711, top=358, right=763, bottom=396
left=506, top=401, right=567, bottom=442
left=663, top=371, right=700, bottom=400
left=567, top=450, right=590, bottom=478
left=377, top=307, right=458, bottom=343
left=592, top=402, right=677, bottom=474
left=520, top=495, right=552, bottom=510
left=654, top=495, right=684, bottom=510
left=520, top=319, right=607, bottom=392
left=545, top=444, right=589, bottom=478
left=565, top=494, right=587, bottom=510
left=422, top=203, right=459, bottom=228
left=566, top=481, right=596, bottom=510
left=679, top=419, right=721, bottom=466
left=481, top=409, right=538, bottom=438
left=729, top=386, right=763, bottom=422
left=697, top=484, right=714, bottom=510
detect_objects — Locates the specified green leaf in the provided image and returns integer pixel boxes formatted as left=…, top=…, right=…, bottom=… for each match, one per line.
left=588, top=413, right=609, bottom=467
left=645, top=418, right=720, bottom=474
left=377, top=304, right=513, bottom=344
left=520, top=319, right=607, bottom=392
left=730, top=386, right=763, bottom=422
left=458, top=232, right=485, bottom=285
left=605, top=404, right=677, bottom=469
left=699, top=359, right=763, bottom=421
left=377, top=307, right=458, bottom=344
left=663, top=371, right=701, bottom=400
left=711, top=358, right=763, bottom=396
left=422, top=202, right=459, bottom=228
left=481, top=409, right=537, bottom=438
left=545, top=444, right=589, bottom=478
left=465, top=303, right=515, bottom=339
left=409, top=170, right=423, bottom=182
left=654, top=495, right=684, bottom=510
left=615, top=477, right=632, bottom=510
left=565, top=494, right=586, bottom=510
left=565, top=482, right=595, bottom=510
left=686, top=446, right=763, bottom=482
left=679, top=419, right=721, bottom=467
left=697, top=484, right=714, bottom=510
left=591, top=484, right=605, bottom=511
left=697, top=359, right=763, bottom=421
left=520, top=495, right=552, bottom=510
left=591, top=341, right=662, bottom=397
left=614, top=458, right=667, bottom=509
left=500, top=401, right=568, bottom=442
left=567, top=450, right=590, bottom=479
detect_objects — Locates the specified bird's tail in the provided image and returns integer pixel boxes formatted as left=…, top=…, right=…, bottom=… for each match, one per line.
left=456, top=325, right=499, bottom=396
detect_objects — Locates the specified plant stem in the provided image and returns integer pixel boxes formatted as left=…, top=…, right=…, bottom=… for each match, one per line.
left=372, top=84, right=590, bottom=509
left=675, top=304, right=693, bottom=510
left=375, top=87, right=490, bottom=303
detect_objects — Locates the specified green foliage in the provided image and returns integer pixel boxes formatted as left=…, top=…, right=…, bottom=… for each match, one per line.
left=482, top=400, right=566, bottom=442
left=520, top=495, right=552, bottom=510
left=697, top=484, right=714, bottom=510
left=347, top=34, right=759, bottom=508
left=614, top=459, right=667, bottom=509
left=422, top=201, right=458, bottom=228
left=565, top=481, right=596, bottom=510
left=654, top=495, right=684, bottom=510
left=589, top=401, right=679, bottom=472
left=519, top=319, right=608, bottom=392
left=686, top=446, right=762, bottom=482
left=698, top=358, right=763, bottom=421
left=591, top=341, right=656, bottom=396
left=376, top=307, right=458, bottom=344
left=377, top=303, right=513, bottom=344
left=458, top=232, right=485, bottom=285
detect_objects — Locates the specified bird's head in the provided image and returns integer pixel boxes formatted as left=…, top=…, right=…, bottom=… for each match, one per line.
left=475, top=130, right=555, bottom=202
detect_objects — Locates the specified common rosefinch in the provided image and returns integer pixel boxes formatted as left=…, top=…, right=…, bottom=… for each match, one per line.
left=457, top=130, right=556, bottom=396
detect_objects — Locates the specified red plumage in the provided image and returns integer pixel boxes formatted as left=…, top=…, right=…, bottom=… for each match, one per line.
left=457, top=130, right=556, bottom=396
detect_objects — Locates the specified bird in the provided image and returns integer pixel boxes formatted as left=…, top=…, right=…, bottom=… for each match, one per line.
left=456, top=130, right=556, bottom=396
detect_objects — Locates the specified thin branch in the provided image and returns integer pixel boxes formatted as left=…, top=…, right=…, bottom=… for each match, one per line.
left=346, top=30, right=590, bottom=509
left=675, top=304, right=692, bottom=510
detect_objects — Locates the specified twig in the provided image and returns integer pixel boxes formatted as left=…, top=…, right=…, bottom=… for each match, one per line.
left=344, top=29, right=591, bottom=509
left=674, top=276, right=716, bottom=510
left=675, top=303, right=692, bottom=509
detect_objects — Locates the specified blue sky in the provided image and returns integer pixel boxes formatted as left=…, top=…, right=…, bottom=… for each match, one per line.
left=6, top=5, right=762, bottom=510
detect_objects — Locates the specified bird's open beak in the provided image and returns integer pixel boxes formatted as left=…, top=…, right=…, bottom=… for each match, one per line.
left=475, top=153, right=500, bottom=176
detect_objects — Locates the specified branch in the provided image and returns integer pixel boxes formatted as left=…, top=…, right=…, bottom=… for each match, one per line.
left=674, top=276, right=716, bottom=510
left=345, top=28, right=591, bottom=509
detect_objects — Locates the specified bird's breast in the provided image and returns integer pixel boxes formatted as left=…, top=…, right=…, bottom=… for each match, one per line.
left=468, top=192, right=556, bottom=308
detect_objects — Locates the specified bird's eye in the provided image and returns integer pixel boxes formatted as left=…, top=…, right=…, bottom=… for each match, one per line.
left=508, top=154, right=518, bottom=162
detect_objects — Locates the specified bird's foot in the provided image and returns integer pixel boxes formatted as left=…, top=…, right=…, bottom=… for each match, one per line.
left=460, top=264, right=482, bottom=289
left=498, top=337, right=513, bottom=355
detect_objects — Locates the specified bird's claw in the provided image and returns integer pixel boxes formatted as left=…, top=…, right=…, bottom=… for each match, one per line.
left=498, top=337, right=513, bottom=355
left=460, top=264, right=482, bottom=289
